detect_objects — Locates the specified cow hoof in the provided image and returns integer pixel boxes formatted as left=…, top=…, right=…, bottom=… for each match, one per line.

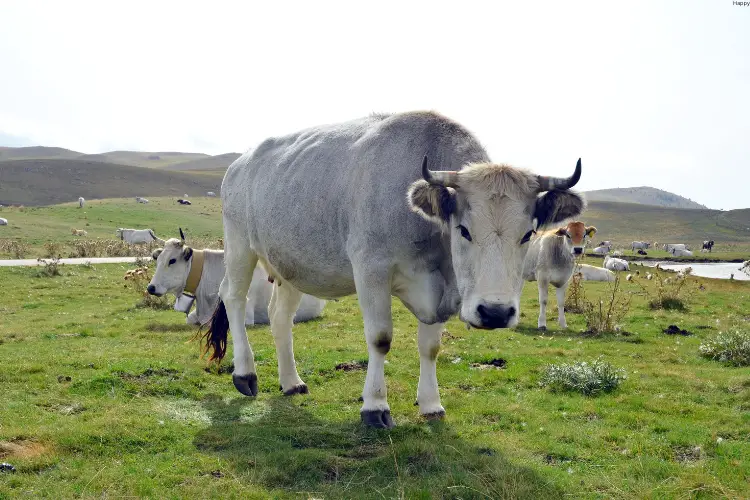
left=414, top=400, right=419, bottom=406
left=282, top=383, right=309, bottom=396
left=538, top=326, right=547, bottom=331
left=361, top=409, right=395, bottom=429
left=232, top=373, right=258, bottom=397
left=422, top=410, right=446, bottom=421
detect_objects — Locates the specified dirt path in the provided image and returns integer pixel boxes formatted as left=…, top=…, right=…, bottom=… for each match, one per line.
left=0, top=257, right=141, bottom=267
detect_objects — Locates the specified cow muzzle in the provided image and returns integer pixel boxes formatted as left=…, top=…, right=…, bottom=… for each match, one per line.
left=146, top=284, right=163, bottom=297
left=475, top=302, right=517, bottom=329
left=573, top=247, right=583, bottom=255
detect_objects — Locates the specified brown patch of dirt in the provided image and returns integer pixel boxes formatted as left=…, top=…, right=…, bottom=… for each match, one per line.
left=335, top=360, right=367, bottom=372
left=470, top=358, right=507, bottom=370
left=673, top=445, right=702, bottom=463
left=0, top=440, right=48, bottom=460
left=663, top=325, right=693, bottom=336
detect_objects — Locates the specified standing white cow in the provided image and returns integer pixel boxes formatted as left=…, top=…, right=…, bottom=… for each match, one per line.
left=522, top=221, right=596, bottom=330
left=116, top=228, right=164, bottom=244
left=148, top=238, right=326, bottom=326
left=603, top=255, right=630, bottom=271
left=202, top=111, right=585, bottom=428
left=78, top=197, right=85, bottom=209
left=206, top=191, right=217, bottom=197
left=631, top=241, right=650, bottom=251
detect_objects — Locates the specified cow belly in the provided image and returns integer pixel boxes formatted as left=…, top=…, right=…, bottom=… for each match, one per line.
left=261, top=251, right=356, bottom=299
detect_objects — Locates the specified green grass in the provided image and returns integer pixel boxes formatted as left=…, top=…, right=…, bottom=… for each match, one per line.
left=1, top=263, right=748, bottom=498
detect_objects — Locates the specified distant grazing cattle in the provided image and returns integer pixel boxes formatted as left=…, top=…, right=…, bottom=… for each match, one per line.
left=177, top=199, right=192, bottom=205
left=148, top=238, right=326, bottom=326
left=598, top=241, right=612, bottom=248
left=701, top=240, right=715, bottom=253
left=0, top=218, right=7, bottom=226
left=631, top=241, right=650, bottom=251
left=78, top=197, right=85, bottom=208
left=202, top=111, right=585, bottom=427
left=671, top=248, right=693, bottom=257
left=576, top=263, right=615, bottom=282
left=71, top=229, right=87, bottom=236
left=206, top=191, right=216, bottom=197
left=663, top=243, right=687, bottom=253
left=136, top=197, right=149, bottom=204
left=116, top=228, right=164, bottom=244
left=522, top=221, right=596, bottom=330
left=592, top=245, right=610, bottom=255
left=603, top=255, right=629, bottom=272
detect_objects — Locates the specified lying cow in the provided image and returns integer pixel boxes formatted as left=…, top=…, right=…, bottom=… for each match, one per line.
left=177, top=199, right=192, bottom=205
left=71, top=228, right=87, bottom=236
left=522, top=221, right=596, bottom=330
left=631, top=241, right=650, bottom=251
left=663, top=243, right=687, bottom=253
left=603, top=255, right=629, bottom=271
left=575, top=263, right=615, bottom=282
left=147, top=238, right=326, bottom=326
left=701, top=240, right=715, bottom=253
left=671, top=248, right=693, bottom=257
left=598, top=241, right=612, bottom=248
left=206, top=191, right=216, bottom=197
left=0, top=218, right=7, bottom=226
left=592, top=245, right=610, bottom=255
left=116, top=228, right=164, bottom=244
left=78, top=197, right=85, bottom=209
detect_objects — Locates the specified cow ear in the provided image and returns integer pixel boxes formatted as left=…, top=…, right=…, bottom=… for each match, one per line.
left=152, top=248, right=163, bottom=260
left=555, top=227, right=569, bottom=237
left=534, top=190, right=586, bottom=228
left=585, top=226, right=597, bottom=238
left=182, top=246, right=193, bottom=261
left=407, top=180, right=456, bottom=225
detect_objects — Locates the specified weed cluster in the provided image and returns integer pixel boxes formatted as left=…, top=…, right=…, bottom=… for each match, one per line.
left=699, top=330, right=750, bottom=367
left=43, top=241, right=63, bottom=258
left=123, top=266, right=171, bottom=310
left=0, top=239, right=30, bottom=259
left=35, top=257, right=62, bottom=277
left=71, top=239, right=158, bottom=258
left=575, top=272, right=631, bottom=334
left=539, top=357, right=626, bottom=395
left=630, top=265, right=697, bottom=310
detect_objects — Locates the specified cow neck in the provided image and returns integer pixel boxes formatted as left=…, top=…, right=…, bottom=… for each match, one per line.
left=184, top=249, right=205, bottom=295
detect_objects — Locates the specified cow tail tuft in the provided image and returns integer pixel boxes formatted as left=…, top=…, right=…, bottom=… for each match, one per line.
left=198, top=299, right=229, bottom=363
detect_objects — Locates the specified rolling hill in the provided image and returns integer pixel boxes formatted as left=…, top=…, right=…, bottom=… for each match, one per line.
left=160, top=152, right=241, bottom=171
left=0, top=159, right=220, bottom=206
left=77, top=151, right=209, bottom=168
left=0, top=146, right=83, bottom=161
left=583, top=187, right=708, bottom=209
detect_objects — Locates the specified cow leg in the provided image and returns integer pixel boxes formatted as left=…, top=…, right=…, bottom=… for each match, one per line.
left=354, top=271, right=394, bottom=429
left=268, top=281, right=307, bottom=395
left=416, top=321, right=445, bottom=419
left=537, top=280, right=549, bottom=330
left=219, top=247, right=258, bottom=397
left=556, top=284, right=568, bottom=329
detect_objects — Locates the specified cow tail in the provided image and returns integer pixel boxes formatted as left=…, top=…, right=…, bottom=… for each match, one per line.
left=199, top=299, right=229, bottom=363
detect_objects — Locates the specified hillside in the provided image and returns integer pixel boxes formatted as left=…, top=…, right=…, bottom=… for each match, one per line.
left=581, top=201, right=750, bottom=246
left=0, top=146, right=83, bottom=161
left=161, top=152, right=240, bottom=171
left=77, top=151, right=208, bottom=168
left=584, top=187, right=708, bottom=209
left=0, top=159, right=220, bottom=206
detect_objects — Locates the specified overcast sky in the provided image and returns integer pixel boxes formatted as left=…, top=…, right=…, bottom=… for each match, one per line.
left=1, top=1, right=748, bottom=209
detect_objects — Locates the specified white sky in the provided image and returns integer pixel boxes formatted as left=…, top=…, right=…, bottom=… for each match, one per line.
left=1, top=1, right=748, bottom=209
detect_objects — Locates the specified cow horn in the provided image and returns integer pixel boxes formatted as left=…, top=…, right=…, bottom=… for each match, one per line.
left=537, top=158, right=582, bottom=192
left=421, top=155, right=459, bottom=187
left=179, top=227, right=185, bottom=241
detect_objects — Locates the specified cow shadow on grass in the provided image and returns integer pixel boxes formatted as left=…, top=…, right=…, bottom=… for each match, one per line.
left=193, top=394, right=562, bottom=499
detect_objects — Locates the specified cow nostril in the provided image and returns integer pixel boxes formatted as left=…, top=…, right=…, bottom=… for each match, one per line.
left=574, top=248, right=583, bottom=255
left=147, top=285, right=156, bottom=295
left=507, top=306, right=516, bottom=318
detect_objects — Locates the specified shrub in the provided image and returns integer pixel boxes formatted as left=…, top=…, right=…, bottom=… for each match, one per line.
left=43, top=241, right=63, bottom=258
left=123, top=266, right=171, bottom=310
left=0, top=240, right=30, bottom=259
left=579, top=272, right=631, bottom=334
left=540, top=358, right=626, bottom=396
left=564, top=270, right=586, bottom=314
left=699, top=330, right=750, bottom=367
left=35, top=257, right=62, bottom=277
left=631, top=265, right=697, bottom=311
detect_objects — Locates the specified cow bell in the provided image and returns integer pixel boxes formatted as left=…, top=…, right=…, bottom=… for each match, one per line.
left=173, top=293, right=195, bottom=314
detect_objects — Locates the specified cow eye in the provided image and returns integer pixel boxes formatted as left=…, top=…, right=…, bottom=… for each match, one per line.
left=520, top=229, right=536, bottom=244
left=457, top=225, right=472, bottom=242
left=168, top=258, right=177, bottom=266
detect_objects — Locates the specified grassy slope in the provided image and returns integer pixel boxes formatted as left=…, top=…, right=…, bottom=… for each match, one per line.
left=0, top=160, right=221, bottom=206
left=77, top=151, right=209, bottom=168
left=159, top=153, right=241, bottom=172
left=0, top=146, right=82, bottom=161
left=584, top=187, right=708, bottom=210
left=0, top=262, right=748, bottom=498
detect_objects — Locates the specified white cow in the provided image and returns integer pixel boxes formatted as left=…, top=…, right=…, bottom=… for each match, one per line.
left=671, top=248, right=693, bottom=257
left=598, top=240, right=612, bottom=248
left=116, top=228, right=164, bottom=244
left=631, top=241, right=650, bottom=251
left=206, top=191, right=217, bottom=197
left=592, top=245, right=610, bottom=255
left=148, top=239, right=326, bottom=326
left=576, top=263, right=615, bottom=282
left=136, top=197, right=149, bottom=204
left=203, top=111, right=585, bottom=427
left=0, top=218, right=7, bottom=226
left=523, top=221, right=597, bottom=330
left=663, top=243, right=687, bottom=253
left=78, top=197, right=85, bottom=208
left=603, top=255, right=630, bottom=271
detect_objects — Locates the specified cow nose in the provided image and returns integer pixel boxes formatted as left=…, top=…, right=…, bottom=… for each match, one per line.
left=476, top=303, right=516, bottom=329
left=573, top=247, right=583, bottom=255
left=147, top=284, right=156, bottom=295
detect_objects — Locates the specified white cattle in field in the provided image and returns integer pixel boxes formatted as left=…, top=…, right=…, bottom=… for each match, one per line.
left=671, top=248, right=693, bottom=257
left=116, top=228, right=164, bottom=244
left=78, top=197, right=85, bottom=208
left=206, top=191, right=216, bottom=197
left=71, top=228, right=87, bottom=236
left=631, top=241, right=650, bottom=251
left=148, top=238, right=326, bottom=326
left=598, top=240, right=612, bottom=248
left=592, top=245, right=610, bottom=255
left=203, top=111, right=586, bottom=428
left=523, top=221, right=597, bottom=330
left=136, top=197, right=149, bottom=204
left=575, top=263, right=615, bottom=282
left=0, top=218, right=7, bottom=226
left=603, top=255, right=630, bottom=271
left=664, top=243, right=687, bottom=253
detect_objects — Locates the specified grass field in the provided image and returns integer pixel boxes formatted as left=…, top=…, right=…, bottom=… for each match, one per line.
left=0, top=257, right=749, bottom=498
